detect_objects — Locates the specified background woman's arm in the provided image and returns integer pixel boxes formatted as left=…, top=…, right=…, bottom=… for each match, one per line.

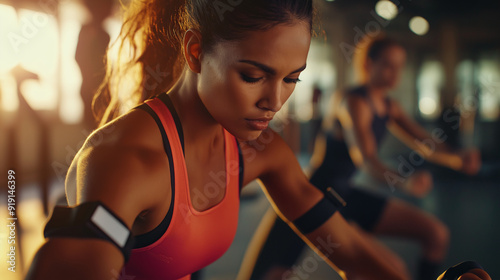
left=338, top=95, right=431, bottom=195
left=388, top=99, right=481, bottom=175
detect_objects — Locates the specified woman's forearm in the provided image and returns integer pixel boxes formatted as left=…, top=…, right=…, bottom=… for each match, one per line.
left=294, top=213, right=406, bottom=280
left=388, top=122, right=463, bottom=171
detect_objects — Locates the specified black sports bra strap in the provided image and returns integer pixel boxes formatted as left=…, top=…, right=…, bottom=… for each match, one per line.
left=384, top=97, right=391, bottom=116
left=132, top=102, right=176, bottom=248
left=236, top=139, right=244, bottom=194
left=158, top=93, right=185, bottom=155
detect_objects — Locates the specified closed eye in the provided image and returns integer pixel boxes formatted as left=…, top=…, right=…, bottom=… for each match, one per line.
left=284, top=77, right=301, bottom=84
left=240, top=73, right=263, bottom=84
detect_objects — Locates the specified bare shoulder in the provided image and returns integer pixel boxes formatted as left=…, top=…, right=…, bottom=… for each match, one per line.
left=345, top=93, right=371, bottom=115
left=28, top=108, right=172, bottom=280
left=65, top=107, right=170, bottom=226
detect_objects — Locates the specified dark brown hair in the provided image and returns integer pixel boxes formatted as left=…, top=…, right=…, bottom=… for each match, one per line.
left=94, top=0, right=314, bottom=126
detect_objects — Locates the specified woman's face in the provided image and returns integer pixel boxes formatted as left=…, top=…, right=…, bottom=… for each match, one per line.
left=367, top=45, right=406, bottom=89
left=197, top=21, right=311, bottom=141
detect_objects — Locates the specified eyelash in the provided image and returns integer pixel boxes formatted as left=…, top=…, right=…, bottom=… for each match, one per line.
left=240, top=74, right=302, bottom=84
left=284, top=78, right=301, bottom=84
left=240, top=74, right=262, bottom=84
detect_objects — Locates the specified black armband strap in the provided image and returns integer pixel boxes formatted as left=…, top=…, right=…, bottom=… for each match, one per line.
left=324, top=186, right=347, bottom=208
left=442, top=261, right=483, bottom=280
left=293, top=187, right=346, bottom=234
left=43, top=201, right=134, bottom=262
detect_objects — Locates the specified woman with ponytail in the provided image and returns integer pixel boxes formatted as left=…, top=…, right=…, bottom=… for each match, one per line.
left=25, top=1, right=455, bottom=280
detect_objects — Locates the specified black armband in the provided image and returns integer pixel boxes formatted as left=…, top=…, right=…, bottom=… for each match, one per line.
left=293, top=187, right=346, bottom=234
left=324, top=186, right=347, bottom=208
left=442, top=261, right=483, bottom=280
left=43, top=201, right=134, bottom=262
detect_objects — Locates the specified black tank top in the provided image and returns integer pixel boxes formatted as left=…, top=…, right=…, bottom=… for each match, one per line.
left=310, top=85, right=390, bottom=194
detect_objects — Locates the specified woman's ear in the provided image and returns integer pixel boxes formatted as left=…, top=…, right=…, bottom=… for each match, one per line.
left=183, top=29, right=202, bottom=73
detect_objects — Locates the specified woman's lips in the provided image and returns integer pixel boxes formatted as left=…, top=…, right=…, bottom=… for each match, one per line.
left=245, top=118, right=272, bottom=130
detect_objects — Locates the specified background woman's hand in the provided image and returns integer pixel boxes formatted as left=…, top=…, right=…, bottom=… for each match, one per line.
left=459, top=148, right=482, bottom=176
left=404, top=170, right=433, bottom=198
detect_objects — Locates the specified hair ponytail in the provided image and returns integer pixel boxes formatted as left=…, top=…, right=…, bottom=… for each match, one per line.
left=94, top=0, right=188, bottom=127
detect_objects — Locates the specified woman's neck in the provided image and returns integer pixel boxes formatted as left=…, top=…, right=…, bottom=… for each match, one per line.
left=167, top=70, right=223, bottom=147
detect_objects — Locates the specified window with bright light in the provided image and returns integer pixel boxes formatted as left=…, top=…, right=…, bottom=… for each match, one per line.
left=290, top=40, right=336, bottom=122
left=0, top=5, right=59, bottom=112
left=417, top=60, right=444, bottom=119
left=456, top=60, right=477, bottom=118
left=476, top=53, right=500, bottom=121
left=0, top=2, right=120, bottom=124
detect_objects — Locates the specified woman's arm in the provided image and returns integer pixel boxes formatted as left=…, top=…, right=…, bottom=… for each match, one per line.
left=26, top=110, right=171, bottom=280
left=388, top=99, right=481, bottom=175
left=246, top=129, right=406, bottom=280
left=338, top=95, right=431, bottom=195
left=26, top=238, right=127, bottom=280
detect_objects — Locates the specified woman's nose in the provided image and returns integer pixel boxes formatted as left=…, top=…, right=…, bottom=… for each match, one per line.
left=257, top=83, right=284, bottom=112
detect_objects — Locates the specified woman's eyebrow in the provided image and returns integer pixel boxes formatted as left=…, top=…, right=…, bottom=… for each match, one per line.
left=239, top=60, right=276, bottom=75
left=239, top=60, right=306, bottom=75
left=291, top=64, right=307, bottom=74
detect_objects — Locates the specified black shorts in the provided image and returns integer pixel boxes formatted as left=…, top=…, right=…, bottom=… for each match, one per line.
left=339, top=187, right=389, bottom=231
left=309, top=173, right=389, bottom=232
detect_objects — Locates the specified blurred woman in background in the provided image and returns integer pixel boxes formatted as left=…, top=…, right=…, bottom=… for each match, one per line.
left=75, top=0, right=113, bottom=130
